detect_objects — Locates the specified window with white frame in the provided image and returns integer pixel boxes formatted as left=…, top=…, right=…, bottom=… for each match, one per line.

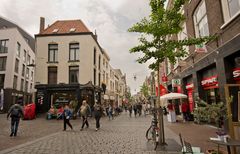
left=17, top=42, right=21, bottom=57
left=48, top=44, right=58, bottom=62
left=193, top=0, right=209, bottom=37
left=69, top=43, right=79, bottom=61
left=221, top=0, right=240, bottom=23
left=178, top=22, right=189, bottom=60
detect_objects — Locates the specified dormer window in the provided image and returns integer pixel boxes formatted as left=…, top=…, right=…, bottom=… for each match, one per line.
left=69, top=28, right=76, bottom=32
left=52, top=29, right=59, bottom=33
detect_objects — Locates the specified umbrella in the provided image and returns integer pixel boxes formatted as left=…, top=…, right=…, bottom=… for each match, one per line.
left=160, top=92, right=187, bottom=101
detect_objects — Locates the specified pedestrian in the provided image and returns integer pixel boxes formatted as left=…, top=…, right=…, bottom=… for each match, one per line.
left=94, top=102, right=103, bottom=131
left=7, top=102, right=24, bottom=137
left=133, top=104, right=137, bottom=117
left=142, top=103, right=147, bottom=117
left=63, top=104, right=73, bottom=131
left=108, top=104, right=113, bottom=120
left=128, top=104, right=133, bottom=117
left=181, top=101, right=188, bottom=122
left=79, top=100, right=90, bottom=131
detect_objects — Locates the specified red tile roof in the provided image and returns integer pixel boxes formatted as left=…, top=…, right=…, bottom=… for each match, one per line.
left=40, top=20, right=91, bottom=35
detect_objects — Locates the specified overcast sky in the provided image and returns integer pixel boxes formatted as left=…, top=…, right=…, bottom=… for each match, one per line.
left=0, top=0, right=152, bottom=95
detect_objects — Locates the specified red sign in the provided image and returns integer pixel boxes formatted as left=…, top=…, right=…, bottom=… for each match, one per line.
left=156, top=85, right=167, bottom=96
left=188, top=90, right=194, bottom=112
left=201, top=75, right=218, bottom=89
left=233, top=68, right=240, bottom=80
left=162, top=74, right=168, bottom=82
left=186, top=83, right=194, bottom=90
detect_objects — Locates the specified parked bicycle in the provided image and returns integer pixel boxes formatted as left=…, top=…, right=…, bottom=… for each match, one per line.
left=146, top=108, right=160, bottom=150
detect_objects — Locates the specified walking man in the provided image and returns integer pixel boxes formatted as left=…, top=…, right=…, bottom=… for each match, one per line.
left=7, top=102, right=24, bottom=137
left=94, top=102, right=103, bottom=131
left=79, top=100, right=90, bottom=131
left=63, top=104, right=73, bottom=131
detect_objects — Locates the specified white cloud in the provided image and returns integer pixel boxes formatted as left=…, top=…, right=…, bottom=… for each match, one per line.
left=0, top=0, right=152, bottom=94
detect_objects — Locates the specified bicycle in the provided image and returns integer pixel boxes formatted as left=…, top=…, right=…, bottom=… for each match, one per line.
left=146, top=108, right=160, bottom=150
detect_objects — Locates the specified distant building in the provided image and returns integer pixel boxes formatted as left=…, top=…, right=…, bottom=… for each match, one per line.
left=0, top=16, right=35, bottom=111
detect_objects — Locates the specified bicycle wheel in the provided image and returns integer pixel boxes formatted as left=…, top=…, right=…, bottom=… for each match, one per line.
left=153, top=130, right=159, bottom=150
left=146, top=125, right=152, bottom=141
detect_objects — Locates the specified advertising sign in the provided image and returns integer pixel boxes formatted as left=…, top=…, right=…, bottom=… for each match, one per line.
left=233, top=68, right=240, bottom=80
left=201, top=75, right=218, bottom=89
left=172, top=79, right=181, bottom=87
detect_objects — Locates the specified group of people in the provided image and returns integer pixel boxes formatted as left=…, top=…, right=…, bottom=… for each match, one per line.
left=64, top=100, right=103, bottom=131
left=6, top=99, right=104, bottom=137
left=127, top=102, right=151, bottom=117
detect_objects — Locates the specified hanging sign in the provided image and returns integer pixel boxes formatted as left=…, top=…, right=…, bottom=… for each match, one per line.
left=186, top=83, right=194, bottom=90
left=233, top=68, right=240, bottom=80
left=172, top=79, right=181, bottom=87
left=201, top=75, right=218, bottom=88
left=195, top=43, right=207, bottom=53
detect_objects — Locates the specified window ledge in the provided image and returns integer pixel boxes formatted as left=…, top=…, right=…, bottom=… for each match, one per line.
left=68, top=60, right=80, bottom=62
left=47, top=61, right=58, bottom=64
left=221, top=11, right=240, bottom=29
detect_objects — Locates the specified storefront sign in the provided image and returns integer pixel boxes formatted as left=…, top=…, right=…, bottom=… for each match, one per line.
left=233, top=68, right=240, bottom=80
left=201, top=75, right=218, bottom=88
left=172, top=79, right=181, bottom=87
left=186, top=83, right=194, bottom=90
left=195, top=43, right=207, bottom=53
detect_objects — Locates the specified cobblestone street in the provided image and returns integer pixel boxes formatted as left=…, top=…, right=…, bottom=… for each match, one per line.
left=0, top=111, right=224, bottom=154
left=0, top=112, right=183, bottom=154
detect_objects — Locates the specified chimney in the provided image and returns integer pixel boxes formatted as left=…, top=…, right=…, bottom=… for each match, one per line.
left=39, top=17, right=45, bottom=33
left=94, top=29, right=97, bottom=40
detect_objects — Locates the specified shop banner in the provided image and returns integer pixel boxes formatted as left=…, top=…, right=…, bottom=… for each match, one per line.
left=233, top=68, right=240, bottom=80
left=186, top=83, right=194, bottom=90
left=201, top=75, right=218, bottom=88
left=188, top=90, right=194, bottom=112
left=156, top=85, right=167, bottom=96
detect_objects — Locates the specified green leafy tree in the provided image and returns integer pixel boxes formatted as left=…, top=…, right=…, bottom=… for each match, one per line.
left=128, top=0, right=214, bottom=69
left=140, top=83, right=149, bottom=98
left=128, top=0, right=215, bottom=144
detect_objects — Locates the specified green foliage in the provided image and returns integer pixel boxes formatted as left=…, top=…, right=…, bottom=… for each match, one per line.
left=140, top=83, right=149, bottom=98
left=128, top=0, right=215, bottom=70
left=193, top=97, right=226, bottom=126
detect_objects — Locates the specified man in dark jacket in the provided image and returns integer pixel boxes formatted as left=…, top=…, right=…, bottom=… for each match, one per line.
left=7, top=102, right=24, bottom=137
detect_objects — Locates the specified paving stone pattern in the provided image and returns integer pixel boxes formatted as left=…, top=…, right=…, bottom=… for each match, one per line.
left=0, top=113, right=181, bottom=154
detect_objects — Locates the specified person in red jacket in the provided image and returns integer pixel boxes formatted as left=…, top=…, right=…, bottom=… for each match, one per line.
left=181, top=101, right=188, bottom=122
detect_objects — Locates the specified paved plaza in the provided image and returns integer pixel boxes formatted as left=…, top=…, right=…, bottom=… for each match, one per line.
left=0, top=112, right=223, bottom=154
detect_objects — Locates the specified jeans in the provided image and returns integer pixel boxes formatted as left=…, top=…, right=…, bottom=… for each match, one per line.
left=11, top=118, right=20, bottom=135
left=81, top=116, right=89, bottom=128
left=95, top=116, right=101, bottom=129
left=63, top=118, right=73, bottom=130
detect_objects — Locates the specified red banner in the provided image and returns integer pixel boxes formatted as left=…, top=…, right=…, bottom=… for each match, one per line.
left=201, top=75, right=218, bottom=89
left=186, top=83, right=194, bottom=90
left=233, top=68, right=240, bottom=80
left=156, top=85, right=167, bottom=96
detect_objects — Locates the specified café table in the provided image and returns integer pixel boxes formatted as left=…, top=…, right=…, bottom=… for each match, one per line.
left=209, top=138, right=240, bottom=154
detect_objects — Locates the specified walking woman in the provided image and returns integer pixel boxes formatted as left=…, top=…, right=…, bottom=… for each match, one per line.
left=63, top=104, right=73, bottom=131
left=94, top=102, right=103, bottom=131
left=79, top=100, right=90, bottom=131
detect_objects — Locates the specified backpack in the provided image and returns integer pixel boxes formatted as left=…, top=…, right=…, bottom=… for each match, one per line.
left=11, top=107, right=20, bottom=118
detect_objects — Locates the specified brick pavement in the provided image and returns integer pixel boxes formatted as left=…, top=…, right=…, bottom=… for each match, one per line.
left=0, top=112, right=225, bottom=154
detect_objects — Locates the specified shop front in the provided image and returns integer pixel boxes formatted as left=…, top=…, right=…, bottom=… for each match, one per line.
left=35, top=81, right=102, bottom=113
left=201, top=75, right=220, bottom=104
left=186, top=83, right=194, bottom=112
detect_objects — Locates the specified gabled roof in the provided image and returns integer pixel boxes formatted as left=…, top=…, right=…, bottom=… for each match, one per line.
left=0, top=16, right=35, bottom=51
left=40, top=20, right=91, bottom=35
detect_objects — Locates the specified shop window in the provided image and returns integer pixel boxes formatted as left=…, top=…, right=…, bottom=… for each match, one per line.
left=48, top=67, right=57, bottom=84
left=69, top=66, right=79, bottom=84
left=204, top=88, right=220, bottom=104
left=193, top=0, right=209, bottom=37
